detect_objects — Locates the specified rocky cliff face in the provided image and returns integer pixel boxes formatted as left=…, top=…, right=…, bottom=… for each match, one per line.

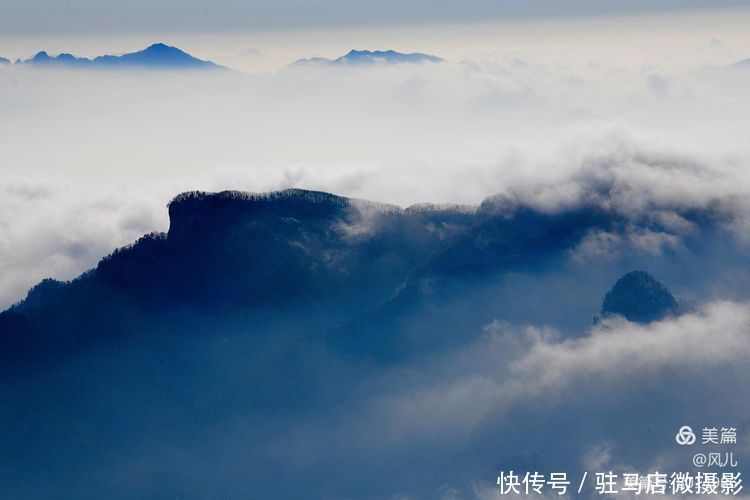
left=0, top=189, right=476, bottom=365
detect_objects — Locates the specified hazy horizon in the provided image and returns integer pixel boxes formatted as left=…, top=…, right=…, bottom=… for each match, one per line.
left=2, top=5, right=750, bottom=308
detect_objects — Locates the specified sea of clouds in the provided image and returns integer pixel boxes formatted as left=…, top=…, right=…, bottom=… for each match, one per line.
left=1, top=51, right=750, bottom=308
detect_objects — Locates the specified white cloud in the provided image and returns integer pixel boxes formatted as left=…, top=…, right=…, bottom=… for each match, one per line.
left=510, top=301, right=750, bottom=390
left=0, top=178, right=168, bottom=308
left=3, top=49, right=750, bottom=307
left=238, top=47, right=264, bottom=59
left=569, top=227, right=683, bottom=262
left=331, top=301, right=750, bottom=474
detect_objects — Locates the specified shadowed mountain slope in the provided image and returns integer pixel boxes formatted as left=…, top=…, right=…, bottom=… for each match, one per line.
left=1, top=187, right=734, bottom=366
left=0, top=187, right=748, bottom=498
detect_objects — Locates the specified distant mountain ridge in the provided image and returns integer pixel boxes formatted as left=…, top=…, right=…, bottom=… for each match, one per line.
left=293, top=49, right=443, bottom=67
left=9, top=45, right=443, bottom=71
left=15, top=43, right=222, bottom=70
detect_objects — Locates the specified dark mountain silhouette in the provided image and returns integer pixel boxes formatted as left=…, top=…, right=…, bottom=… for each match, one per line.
left=598, top=270, right=680, bottom=323
left=0, top=189, right=476, bottom=367
left=0, top=56, right=9, bottom=65
left=0, top=189, right=727, bottom=365
left=292, top=49, right=443, bottom=67
left=0, top=188, right=744, bottom=498
left=326, top=201, right=625, bottom=361
left=16, top=43, right=222, bottom=70
left=730, top=58, right=750, bottom=68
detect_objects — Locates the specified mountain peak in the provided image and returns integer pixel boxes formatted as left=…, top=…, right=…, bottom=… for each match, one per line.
left=140, top=42, right=191, bottom=57
left=598, top=270, right=680, bottom=324
left=92, top=42, right=220, bottom=69
left=334, top=49, right=443, bottom=65
left=17, top=43, right=222, bottom=70
left=291, top=49, right=443, bottom=68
